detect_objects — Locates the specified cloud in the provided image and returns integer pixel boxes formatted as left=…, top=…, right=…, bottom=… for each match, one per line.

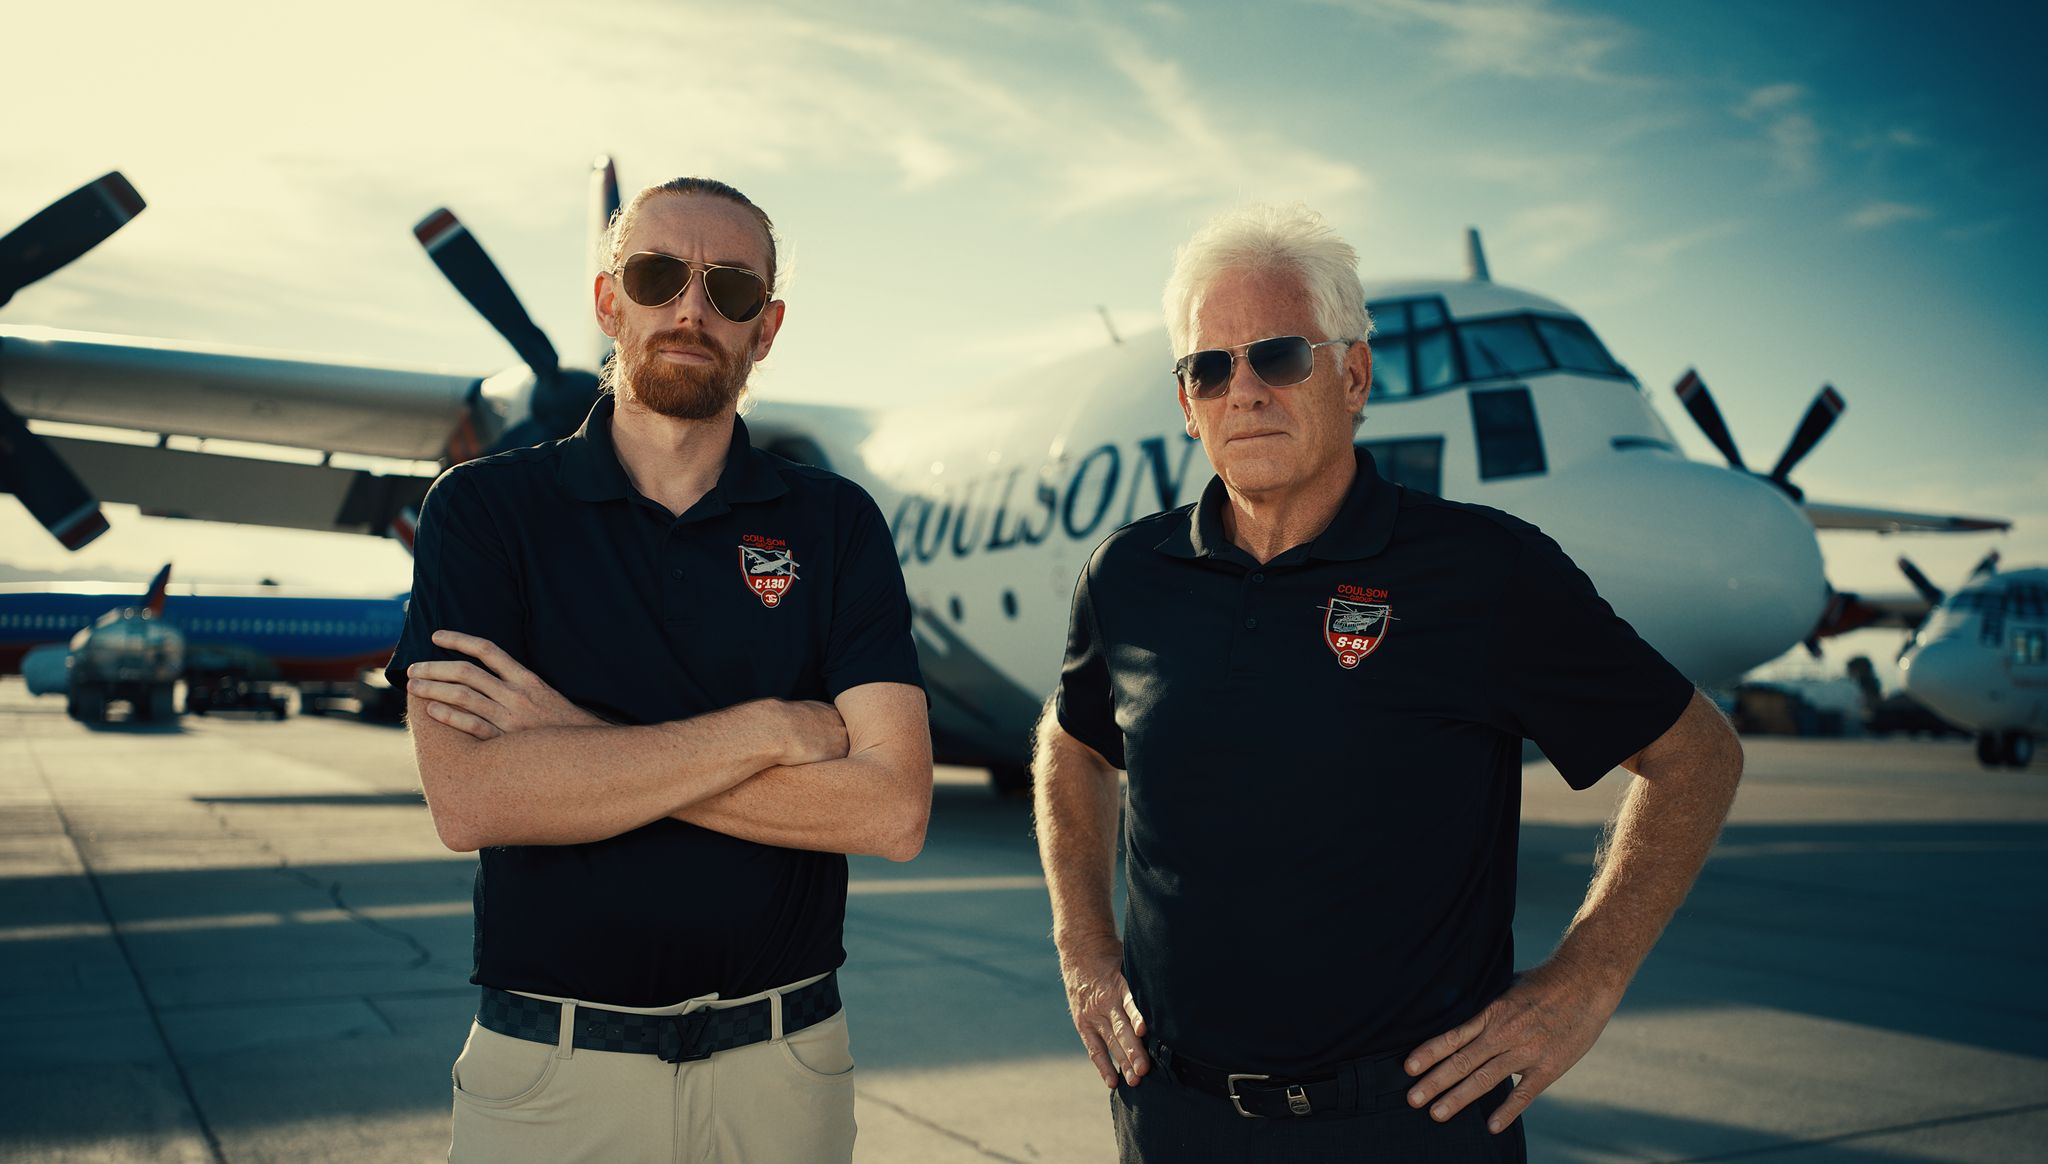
left=1734, top=82, right=1822, bottom=185
left=1037, top=36, right=1369, bottom=216
left=1494, top=201, right=1611, bottom=272
left=1312, top=0, right=1639, bottom=83
left=1844, top=201, right=1933, bottom=231
left=1628, top=221, right=1745, bottom=266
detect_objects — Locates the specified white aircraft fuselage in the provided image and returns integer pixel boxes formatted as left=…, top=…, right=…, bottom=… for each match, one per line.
left=1900, top=567, right=2048, bottom=747
left=752, top=277, right=1830, bottom=770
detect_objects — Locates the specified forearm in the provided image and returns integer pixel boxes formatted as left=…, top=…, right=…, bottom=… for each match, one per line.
left=1552, top=750, right=1742, bottom=994
left=418, top=697, right=788, bottom=850
left=673, top=749, right=931, bottom=861
left=1032, top=703, right=1124, bottom=952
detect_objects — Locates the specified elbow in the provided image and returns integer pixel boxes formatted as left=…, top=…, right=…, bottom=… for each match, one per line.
left=435, top=817, right=484, bottom=854
left=879, top=771, right=933, bottom=862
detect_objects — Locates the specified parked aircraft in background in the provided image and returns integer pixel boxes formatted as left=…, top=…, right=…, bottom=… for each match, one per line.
left=1897, top=553, right=2045, bottom=769
left=0, top=164, right=2011, bottom=784
left=1, top=570, right=408, bottom=693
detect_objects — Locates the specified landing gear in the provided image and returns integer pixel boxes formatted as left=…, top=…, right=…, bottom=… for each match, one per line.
left=1979, top=731, right=2036, bottom=769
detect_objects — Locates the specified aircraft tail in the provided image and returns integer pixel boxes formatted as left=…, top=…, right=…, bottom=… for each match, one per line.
left=142, top=563, right=171, bottom=616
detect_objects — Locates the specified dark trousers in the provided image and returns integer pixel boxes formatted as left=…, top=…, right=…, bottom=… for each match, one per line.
left=1112, top=1064, right=1527, bottom=1163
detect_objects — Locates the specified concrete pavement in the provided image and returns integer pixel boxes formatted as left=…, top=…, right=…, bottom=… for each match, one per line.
left=2, top=676, right=2043, bottom=1161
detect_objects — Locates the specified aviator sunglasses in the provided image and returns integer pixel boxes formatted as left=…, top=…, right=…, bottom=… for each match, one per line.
left=1174, top=335, right=1352, bottom=400
left=615, top=251, right=771, bottom=323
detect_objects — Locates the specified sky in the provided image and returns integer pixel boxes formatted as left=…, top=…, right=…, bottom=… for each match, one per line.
left=4, top=0, right=2044, bottom=686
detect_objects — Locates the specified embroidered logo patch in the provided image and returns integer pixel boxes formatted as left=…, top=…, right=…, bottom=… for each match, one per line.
left=738, top=534, right=799, bottom=608
left=1324, top=584, right=1392, bottom=669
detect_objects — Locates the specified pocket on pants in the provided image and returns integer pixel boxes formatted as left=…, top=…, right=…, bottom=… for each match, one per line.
left=778, top=1009, right=855, bottom=1079
left=451, top=1022, right=560, bottom=1108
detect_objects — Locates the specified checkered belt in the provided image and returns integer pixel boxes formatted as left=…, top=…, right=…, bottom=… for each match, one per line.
left=476, top=973, right=840, bottom=1064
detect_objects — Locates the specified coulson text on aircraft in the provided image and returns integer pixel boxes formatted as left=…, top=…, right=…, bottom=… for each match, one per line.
left=0, top=163, right=2011, bottom=785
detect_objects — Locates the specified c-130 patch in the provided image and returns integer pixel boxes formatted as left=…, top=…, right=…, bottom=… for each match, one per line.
left=739, top=534, right=799, bottom=608
left=1324, top=584, right=1392, bottom=669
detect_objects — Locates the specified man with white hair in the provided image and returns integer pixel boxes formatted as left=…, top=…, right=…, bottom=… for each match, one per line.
left=390, top=177, right=931, bottom=1162
left=1034, top=203, right=1742, bottom=1160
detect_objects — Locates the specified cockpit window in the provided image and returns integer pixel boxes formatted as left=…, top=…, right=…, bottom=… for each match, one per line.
left=1366, top=295, right=1631, bottom=400
left=1460, top=317, right=1551, bottom=380
left=1534, top=317, right=1625, bottom=376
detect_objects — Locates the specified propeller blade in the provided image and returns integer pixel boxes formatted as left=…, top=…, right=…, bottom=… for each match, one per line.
left=1768, top=384, right=1845, bottom=486
left=0, top=392, right=109, bottom=550
left=1897, top=556, right=1945, bottom=607
left=588, top=156, right=621, bottom=367
left=1673, top=369, right=1747, bottom=471
left=1968, top=550, right=2000, bottom=580
left=413, top=208, right=559, bottom=377
left=0, top=172, right=145, bottom=308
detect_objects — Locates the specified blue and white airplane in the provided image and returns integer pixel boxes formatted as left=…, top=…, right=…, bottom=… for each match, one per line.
left=0, top=165, right=2010, bottom=782
left=0, top=569, right=408, bottom=689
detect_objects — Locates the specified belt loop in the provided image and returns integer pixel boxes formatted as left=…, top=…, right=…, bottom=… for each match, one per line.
left=769, top=983, right=786, bottom=1040
left=556, top=1000, right=577, bottom=1060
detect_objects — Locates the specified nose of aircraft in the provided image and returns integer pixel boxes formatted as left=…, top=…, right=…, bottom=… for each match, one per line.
left=1901, top=637, right=1996, bottom=728
left=1518, top=455, right=1829, bottom=685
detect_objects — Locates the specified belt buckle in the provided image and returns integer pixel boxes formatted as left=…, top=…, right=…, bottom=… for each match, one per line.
left=656, top=1010, right=713, bottom=1064
left=1225, top=1073, right=1270, bottom=1119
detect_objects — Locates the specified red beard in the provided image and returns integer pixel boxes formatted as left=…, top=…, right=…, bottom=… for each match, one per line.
left=619, top=325, right=756, bottom=419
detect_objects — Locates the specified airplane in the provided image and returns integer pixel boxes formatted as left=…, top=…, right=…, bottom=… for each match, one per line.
left=1896, top=552, right=2045, bottom=769
left=1, top=569, right=410, bottom=707
left=0, top=162, right=2013, bottom=788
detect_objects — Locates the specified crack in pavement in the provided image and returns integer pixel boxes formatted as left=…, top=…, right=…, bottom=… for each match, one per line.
left=200, top=801, right=435, bottom=969
left=1660, top=1099, right=2048, bottom=1162
left=858, top=1088, right=1038, bottom=1163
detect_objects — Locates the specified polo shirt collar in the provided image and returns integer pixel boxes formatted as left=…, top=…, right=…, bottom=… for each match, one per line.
left=1153, top=445, right=1397, bottom=562
left=558, top=393, right=787, bottom=508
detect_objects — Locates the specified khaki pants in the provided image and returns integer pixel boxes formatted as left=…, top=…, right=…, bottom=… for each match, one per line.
left=448, top=971, right=856, bottom=1163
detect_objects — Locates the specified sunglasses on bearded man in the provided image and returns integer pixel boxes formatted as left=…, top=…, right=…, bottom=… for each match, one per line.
left=1173, top=335, right=1353, bottom=400
left=614, top=251, right=771, bottom=324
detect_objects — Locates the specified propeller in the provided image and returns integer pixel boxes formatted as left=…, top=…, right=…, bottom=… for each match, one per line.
left=412, top=196, right=601, bottom=460
left=1968, top=550, right=2000, bottom=581
left=588, top=155, right=621, bottom=370
left=1897, top=556, right=1945, bottom=607
left=0, top=172, right=142, bottom=550
left=1672, top=369, right=1845, bottom=502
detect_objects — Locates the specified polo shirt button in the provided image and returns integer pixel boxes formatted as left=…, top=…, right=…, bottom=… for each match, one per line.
left=670, top=568, right=685, bottom=581
left=1244, top=617, right=1257, bottom=630
left=1252, top=573, right=1265, bottom=583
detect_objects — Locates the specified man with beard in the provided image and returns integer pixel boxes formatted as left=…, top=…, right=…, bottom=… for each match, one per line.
left=385, top=178, right=932, bottom=1163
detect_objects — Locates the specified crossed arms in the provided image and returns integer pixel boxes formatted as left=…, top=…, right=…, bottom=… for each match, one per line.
left=405, top=630, right=932, bottom=861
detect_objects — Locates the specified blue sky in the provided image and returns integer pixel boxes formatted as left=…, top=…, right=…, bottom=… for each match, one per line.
left=4, top=0, right=2042, bottom=679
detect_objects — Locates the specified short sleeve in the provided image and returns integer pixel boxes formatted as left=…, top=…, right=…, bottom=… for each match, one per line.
left=821, top=487, right=924, bottom=700
left=1054, top=566, right=1126, bottom=769
left=1484, top=525, right=1694, bottom=789
left=381, top=469, right=530, bottom=692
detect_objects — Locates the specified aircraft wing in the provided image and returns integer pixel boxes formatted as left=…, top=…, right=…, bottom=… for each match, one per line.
left=1, top=325, right=479, bottom=459
left=1819, top=590, right=1933, bottom=635
left=2, top=325, right=475, bottom=536
left=1801, top=499, right=2012, bottom=534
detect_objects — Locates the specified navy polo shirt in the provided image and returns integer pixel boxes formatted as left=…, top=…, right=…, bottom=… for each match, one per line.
left=1056, top=446, right=1693, bottom=1075
left=385, top=393, right=922, bottom=1007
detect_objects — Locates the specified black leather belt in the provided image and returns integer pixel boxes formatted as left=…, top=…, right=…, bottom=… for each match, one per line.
left=1152, top=1039, right=1416, bottom=1120
left=477, top=973, right=840, bottom=1064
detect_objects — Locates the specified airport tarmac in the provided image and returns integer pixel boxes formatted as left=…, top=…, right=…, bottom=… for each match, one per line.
left=1, top=674, right=2043, bottom=1163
